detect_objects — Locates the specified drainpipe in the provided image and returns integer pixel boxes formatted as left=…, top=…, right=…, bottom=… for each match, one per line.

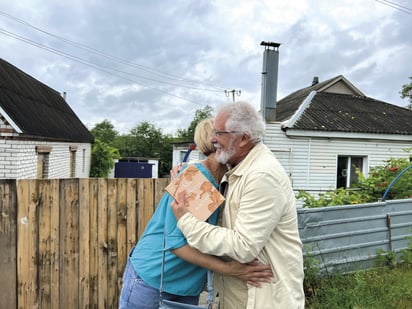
left=260, top=41, right=280, bottom=122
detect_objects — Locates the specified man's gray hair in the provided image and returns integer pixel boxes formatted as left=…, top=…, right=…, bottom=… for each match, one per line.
left=217, top=102, right=265, bottom=144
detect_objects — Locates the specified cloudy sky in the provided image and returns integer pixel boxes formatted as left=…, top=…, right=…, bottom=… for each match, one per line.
left=1, top=0, right=411, bottom=135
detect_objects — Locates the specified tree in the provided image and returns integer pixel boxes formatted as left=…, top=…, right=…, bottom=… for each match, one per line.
left=400, top=76, right=412, bottom=110
left=90, top=120, right=121, bottom=177
left=115, top=121, right=173, bottom=176
left=124, top=121, right=164, bottom=157
left=176, top=105, right=213, bottom=141
left=89, top=138, right=121, bottom=177
left=90, top=119, right=119, bottom=144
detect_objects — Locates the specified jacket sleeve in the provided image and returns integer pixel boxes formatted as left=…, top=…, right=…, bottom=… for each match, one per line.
left=177, top=170, right=287, bottom=263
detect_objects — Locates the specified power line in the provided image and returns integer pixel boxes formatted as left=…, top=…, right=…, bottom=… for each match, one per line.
left=0, top=27, right=207, bottom=106
left=0, top=10, right=227, bottom=92
left=375, top=0, right=412, bottom=15
left=0, top=10, right=237, bottom=97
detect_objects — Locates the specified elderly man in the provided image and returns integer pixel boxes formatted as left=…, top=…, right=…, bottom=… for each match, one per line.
left=171, top=102, right=305, bottom=309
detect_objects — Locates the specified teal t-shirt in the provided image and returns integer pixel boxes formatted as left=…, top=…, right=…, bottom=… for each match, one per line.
left=129, top=162, right=220, bottom=296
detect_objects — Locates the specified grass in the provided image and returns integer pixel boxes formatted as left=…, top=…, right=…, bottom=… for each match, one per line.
left=304, top=263, right=412, bottom=308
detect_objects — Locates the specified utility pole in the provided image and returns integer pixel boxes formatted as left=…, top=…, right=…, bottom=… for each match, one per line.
left=224, top=89, right=241, bottom=102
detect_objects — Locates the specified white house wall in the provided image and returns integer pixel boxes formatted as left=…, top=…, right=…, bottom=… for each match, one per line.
left=264, top=123, right=412, bottom=205
left=0, top=139, right=91, bottom=179
left=172, top=147, right=205, bottom=166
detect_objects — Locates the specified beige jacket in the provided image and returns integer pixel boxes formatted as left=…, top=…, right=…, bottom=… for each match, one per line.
left=177, top=142, right=305, bottom=309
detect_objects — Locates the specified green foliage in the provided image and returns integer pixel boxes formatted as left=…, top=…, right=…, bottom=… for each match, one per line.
left=89, top=138, right=121, bottom=177
left=304, top=245, right=412, bottom=308
left=303, top=246, right=320, bottom=299
left=400, top=237, right=412, bottom=266
left=298, top=156, right=412, bottom=207
left=176, top=105, right=213, bottom=141
left=123, top=121, right=164, bottom=157
left=89, top=106, right=214, bottom=177
left=114, top=121, right=173, bottom=176
left=90, top=119, right=119, bottom=144
left=400, top=76, right=412, bottom=109
left=375, top=249, right=397, bottom=269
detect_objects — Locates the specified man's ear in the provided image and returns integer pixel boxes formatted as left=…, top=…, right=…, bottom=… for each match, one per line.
left=239, top=133, right=252, bottom=148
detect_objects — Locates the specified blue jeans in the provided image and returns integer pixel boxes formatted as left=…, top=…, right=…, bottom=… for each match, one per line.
left=118, top=258, right=200, bottom=309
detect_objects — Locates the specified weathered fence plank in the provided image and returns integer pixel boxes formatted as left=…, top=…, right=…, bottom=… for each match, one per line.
left=97, top=178, right=108, bottom=309
left=116, top=178, right=128, bottom=296
left=17, top=179, right=39, bottom=308
left=38, top=180, right=52, bottom=308
left=79, top=178, right=90, bottom=309
left=0, top=180, right=17, bottom=309
left=107, top=178, right=119, bottom=309
left=89, top=178, right=99, bottom=309
left=49, top=179, right=60, bottom=309
left=126, top=179, right=137, bottom=252
left=137, top=178, right=155, bottom=238
left=60, top=179, right=80, bottom=308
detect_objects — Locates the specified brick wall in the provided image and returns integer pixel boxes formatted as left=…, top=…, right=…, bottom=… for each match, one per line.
left=0, top=139, right=91, bottom=178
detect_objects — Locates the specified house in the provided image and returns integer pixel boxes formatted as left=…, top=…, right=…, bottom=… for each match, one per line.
left=0, top=58, right=94, bottom=179
left=172, top=142, right=203, bottom=167
left=260, top=43, right=412, bottom=205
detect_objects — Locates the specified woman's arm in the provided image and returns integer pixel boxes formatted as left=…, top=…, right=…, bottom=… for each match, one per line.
left=171, top=245, right=272, bottom=287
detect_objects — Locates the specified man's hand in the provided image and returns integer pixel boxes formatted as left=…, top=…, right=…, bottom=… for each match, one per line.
left=225, top=260, right=273, bottom=287
left=170, top=191, right=189, bottom=220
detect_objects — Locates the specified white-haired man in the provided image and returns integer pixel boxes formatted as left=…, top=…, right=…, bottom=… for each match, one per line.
left=171, top=102, right=305, bottom=309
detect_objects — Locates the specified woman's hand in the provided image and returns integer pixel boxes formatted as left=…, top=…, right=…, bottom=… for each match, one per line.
left=170, top=162, right=185, bottom=180
left=170, top=191, right=189, bottom=220
left=225, top=260, right=273, bottom=287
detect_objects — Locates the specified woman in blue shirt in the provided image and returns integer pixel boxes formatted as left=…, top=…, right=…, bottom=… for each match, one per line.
left=118, top=118, right=272, bottom=309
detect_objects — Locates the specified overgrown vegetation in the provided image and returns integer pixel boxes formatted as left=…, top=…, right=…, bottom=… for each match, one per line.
left=298, top=155, right=412, bottom=207
left=89, top=138, right=121, bottom=177
left=89, top=106, right=213, bottom=177
left=304, top=241, right=412, bottom=308
left=400, top=75, right=412, bottom=110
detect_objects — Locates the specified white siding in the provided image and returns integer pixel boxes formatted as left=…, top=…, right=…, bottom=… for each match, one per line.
left=172, top=147, right=205, bottom=166
left=264, top=123, right=412, bottom=206
left=0, top=139, right=91, bottom=179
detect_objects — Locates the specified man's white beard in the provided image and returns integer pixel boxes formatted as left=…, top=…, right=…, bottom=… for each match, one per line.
left=215, top=145, right=236, bottom=165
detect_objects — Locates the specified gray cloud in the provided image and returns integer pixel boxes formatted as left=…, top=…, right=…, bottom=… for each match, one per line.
left=1, top=0, right=411, bottom=135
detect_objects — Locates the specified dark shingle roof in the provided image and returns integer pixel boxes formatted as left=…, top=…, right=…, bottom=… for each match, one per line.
left=276, top=75, right=346, bottom=121
left=0, top=58, right=94, bottom=143
left=277, top=75, right=412, bottom=135
left=291, top=92, right=412, bottom=134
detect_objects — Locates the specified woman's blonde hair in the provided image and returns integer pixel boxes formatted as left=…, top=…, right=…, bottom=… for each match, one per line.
left=194, top=118, right=215, bottom=156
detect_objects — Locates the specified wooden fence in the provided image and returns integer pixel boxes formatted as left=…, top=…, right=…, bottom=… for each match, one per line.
left=2, top=178, right=411, bottom=308
left=0, top=178, right=169, bottom=309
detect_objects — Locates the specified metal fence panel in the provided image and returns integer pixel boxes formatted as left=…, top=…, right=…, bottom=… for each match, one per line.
left=297, top=199, right=412, bottom=273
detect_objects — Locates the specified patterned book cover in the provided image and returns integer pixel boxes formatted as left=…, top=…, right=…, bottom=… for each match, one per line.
left=165, top=164, right=225, bottom=221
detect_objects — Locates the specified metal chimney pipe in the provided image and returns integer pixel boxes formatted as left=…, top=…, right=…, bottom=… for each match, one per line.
left=260, top=41, right=280, bottom=122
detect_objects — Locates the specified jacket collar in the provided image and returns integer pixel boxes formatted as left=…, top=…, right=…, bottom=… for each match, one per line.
left=226, top=141, right=265, bottom=178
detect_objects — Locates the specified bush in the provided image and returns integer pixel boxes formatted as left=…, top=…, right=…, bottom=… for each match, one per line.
left=297, top=157, right=412, bottom=207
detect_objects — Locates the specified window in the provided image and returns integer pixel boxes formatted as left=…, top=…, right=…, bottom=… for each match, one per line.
left=82, top=149, right=86, bottom=173
left=70, top=146, right=78, bottom=178
left=336, top=156, right=366, bottom=188
left=70, top=151, right=76, bottom=177
left=36, top=145, right=51, bottom=179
